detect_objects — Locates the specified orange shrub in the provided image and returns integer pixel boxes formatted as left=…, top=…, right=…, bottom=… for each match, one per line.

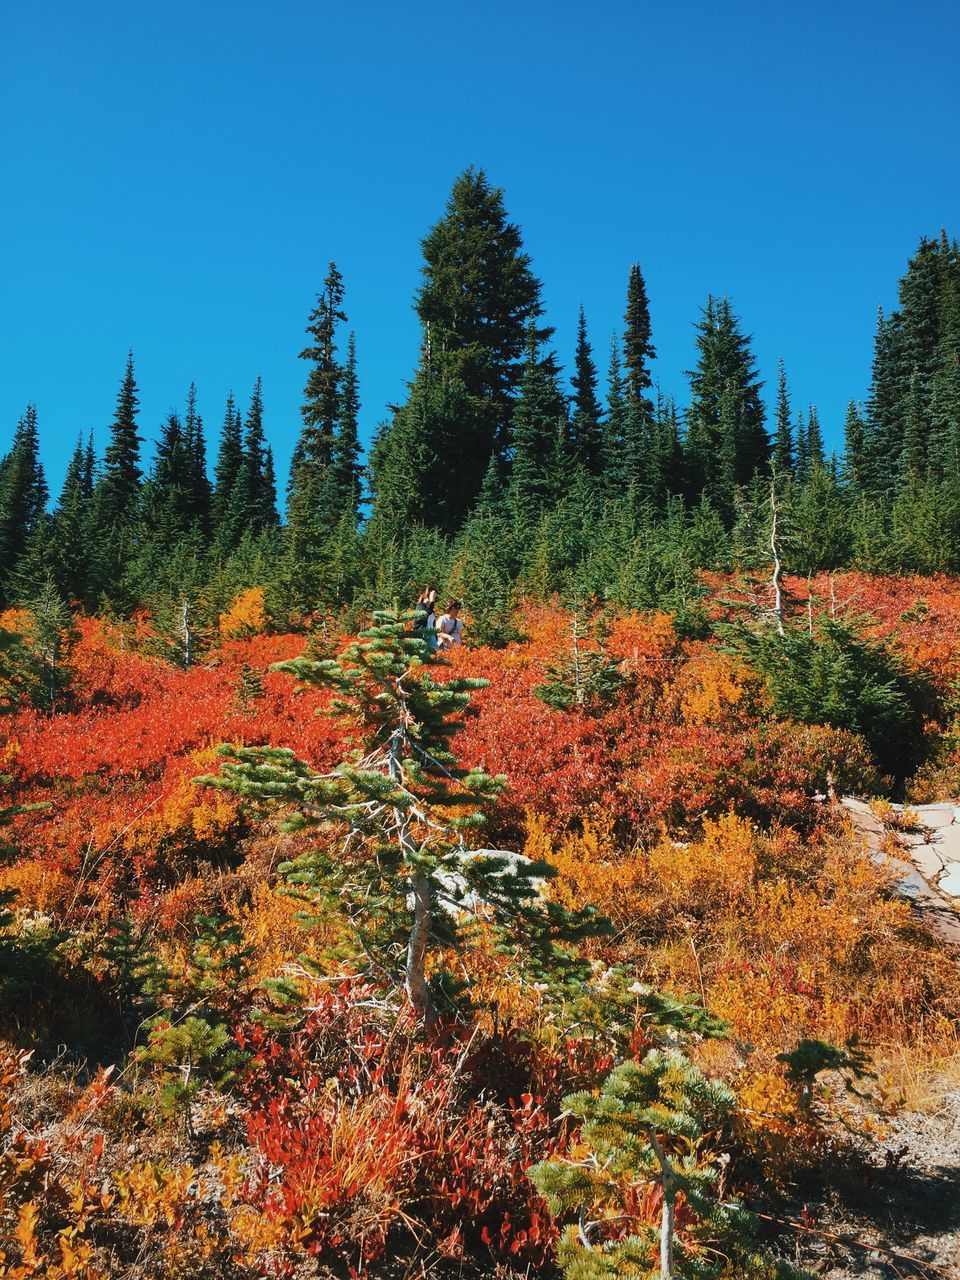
left=219, top=587, right=267, bottom=639
left=647, top=810, right=757, bottom=908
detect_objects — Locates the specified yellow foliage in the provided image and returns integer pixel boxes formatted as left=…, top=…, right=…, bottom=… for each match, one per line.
left=240, top=880, right=325, bottom=982
left=648, top=811, right=757, bottom=906
left=219, top=587, right=267, bottom=639
left=0, top=859, right=68, bottom=915
left=670, top=652, right=766, bottom=726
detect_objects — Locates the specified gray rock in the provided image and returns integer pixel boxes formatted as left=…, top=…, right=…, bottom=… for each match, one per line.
left=917, top=804, right=957, bottom=829
left=911, top=844, right=946, bottom=881
left=937, top=863, right=960, bottom=897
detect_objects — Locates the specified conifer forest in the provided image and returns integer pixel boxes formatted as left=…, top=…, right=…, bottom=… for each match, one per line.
left=2, top=168, right=960, bottom=1279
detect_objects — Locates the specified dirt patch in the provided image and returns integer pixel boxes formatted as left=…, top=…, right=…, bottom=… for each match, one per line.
left=784, top=1077, right=960, bottom=1278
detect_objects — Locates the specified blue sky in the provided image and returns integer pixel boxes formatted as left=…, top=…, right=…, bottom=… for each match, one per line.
left=2, top=0, right=958, bottom=497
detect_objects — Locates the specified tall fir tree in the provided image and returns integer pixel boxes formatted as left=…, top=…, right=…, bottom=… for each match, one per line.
left=211, top=393, right=244, bottom=542
left=570, top=307, right=604, bottom=475
left=806, top=404, right=825, bottom=471
left=371, top=169, right=547, bottom=533
left=288, top=264, right=348, bottom=542
left=0, top=405, right=48, bottom=594
left=94, top=353, right=142, bottom=534
left=623, top=262, right=656, bottom=409
left=601, top=336, right=629, bottom=492
left=772, top=356, right=794, bottom=478
left=240, top=377, right=278, bottom=532
left=327, top=332, right=363, bottom=526
left=842, top=400, right=869, bottom=493
left=142, top=412, right=195, bottom=549
left=509, top=326, right=571, bottom=524
left=684, top=297, right=768, bottom=516
left=51, top=435, right=96, bottom=602
left=184, top=383, right=212, bottom=534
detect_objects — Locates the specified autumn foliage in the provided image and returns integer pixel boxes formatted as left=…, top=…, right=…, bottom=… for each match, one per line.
left=1, top=574, right=959, bottom=1276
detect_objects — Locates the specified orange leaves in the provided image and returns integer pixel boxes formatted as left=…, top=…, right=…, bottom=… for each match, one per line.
left=219, top=586, right=267, bottom=639
left=670, top=652, right=766, bottom=727
left=648, top=810, right=757, bottom=908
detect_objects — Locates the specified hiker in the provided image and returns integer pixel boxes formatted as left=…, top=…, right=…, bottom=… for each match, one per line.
left=413, top=585, right=438, bottom=647
left=435, top=598, right=464, bottom=648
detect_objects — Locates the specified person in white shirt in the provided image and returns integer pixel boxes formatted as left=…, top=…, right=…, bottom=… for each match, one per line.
left=434, top=598, right=463, bottom=648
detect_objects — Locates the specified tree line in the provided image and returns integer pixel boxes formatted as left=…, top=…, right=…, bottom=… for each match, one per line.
left=1, top=167, right=959, bottom=641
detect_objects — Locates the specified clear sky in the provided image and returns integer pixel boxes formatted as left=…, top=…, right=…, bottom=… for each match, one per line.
left=2, top=0, right=958, bottom=497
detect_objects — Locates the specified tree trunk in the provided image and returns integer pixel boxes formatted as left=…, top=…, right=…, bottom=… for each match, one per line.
left=405, top=871, right=433, bottom=1020
left=769, top=479, right=785, bottom=637
left=660, top=1191, right=675, bottom=1279
left=389, top=725, right=434, bottom=1022
left=647, top=1125, right=677, bottom=1279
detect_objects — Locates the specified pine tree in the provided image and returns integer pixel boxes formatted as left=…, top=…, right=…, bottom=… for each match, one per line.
left=0, top=405, right=48, bottom=593
left=842, top=400, right=869, bottom=493
left=570, top=307, right=604, bottom=475
left=371, top=168, right=547, bottom=530
left=795, top=408, right=809, bottom=483
left=897, top=235, right=944, bottom=473
left=51, top=435, right=95, bottom=601
left=648, top=393, right=684, bottom=510
left=289, top=264, right=348, bottom=541
left=602, top=336, right=630, bottom=491
left=684, top=297, right=768, bottom=515
left=211, top=393, right=244, bottom=542
left=623, top=394, right=654, bottom=504
left=772, top=356, right=794, bottom=477
left=226, top=378, right=278, bottom=542
left=509, top=326, right=570, bottom=523
left=864, top=306, right=904, bottom=495
left=623, top=262, right=656, bottom=409
left=198, top=615, right=604, bottom=1021
left=143, top=412, right=194, bottom=547
left=184, top=382, right=212, bottom=533
left=328, top=331, right=363, bottom=525
left=531, top=1052, right=808, bottom=1280
left=94, top=352, right=142, bottom=532
left=806, top=404, right=825, bottom=471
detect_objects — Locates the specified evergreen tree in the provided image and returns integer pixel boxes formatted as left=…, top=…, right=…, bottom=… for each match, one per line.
left=94, top=352, right=142, bottom=532
left=647, top=393, right=684, bottom=510
left=225, top=378, right=278, bottom=544
left=623, top=261, right=656, bottom=409
left=792, top=461, right=851, bottom=572
left=684, top=297, right=768, bottom=516
left=200, top=615, right=603, bottom=1021
left=371, top=168, right=547, bottom=530
left=794, top=408, right=809, bottom=483
left=0, top=405, right=48, bottom=593
left=184, top=382, right=212, bottom=533
left=368, top=374, right=464, bottom=539
left=328, top=331, right=363, bottom=525
left=289, top=264, right=348, bottom=541
left=772, top=356, right=794, bottom=477
left=143, top=412, right=194, bottom=548
left=623, top=394, right=652, bottom=501
left=570, top=307, right=604, bottom=475
left=531, top=1052, right=808, bottom=1280
left=211, top=393, right=244, bottom=542
left=509, top=327, right=570, bottom=523
left=806, top=404, right=825, bottom=471
left=50, top=436, right=95, bottom=601
left=602, top=336, right=630, bottom=491
left=864, top=306, right=904, bottom=495
left=842, top=400, right=868, bottom=493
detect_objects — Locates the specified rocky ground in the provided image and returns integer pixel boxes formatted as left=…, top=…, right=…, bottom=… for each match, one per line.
left=789, top=801, right=960, bottom=1277
left=786, top=1075, right=960, bottom=1278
